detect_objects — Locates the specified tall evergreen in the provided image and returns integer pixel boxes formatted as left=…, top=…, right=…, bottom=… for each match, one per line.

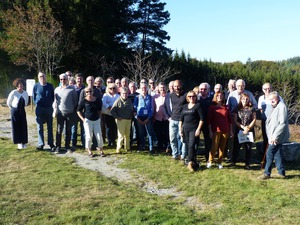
left=129, top=0, right=171, bottom=57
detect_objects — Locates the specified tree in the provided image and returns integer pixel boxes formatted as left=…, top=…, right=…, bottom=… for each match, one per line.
left=0, top=4, right=77, bottom=76
left=273, top=80, right=300, bottom=124
left=123, top=50, right=179, bottom=83
left=128, top=0, right=171, bottom=56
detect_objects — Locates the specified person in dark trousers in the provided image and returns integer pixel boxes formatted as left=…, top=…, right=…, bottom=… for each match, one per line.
left=7, top=78, right=29, bottom=149
left=258, top=91, right=290, bottom=180
left=179, top=90, right=204, bottom=172
left=53, top=73, right=78, bottom=154
left=32, top=72, right=55, bottom=150
left=198, top=82, right=213, bottom=162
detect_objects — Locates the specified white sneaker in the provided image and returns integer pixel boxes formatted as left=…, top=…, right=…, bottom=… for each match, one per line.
left=218, top=164, right=223, bottom=169
left=206, top=162, right=212, bottom=169
left=17, top=144, right=23, bottom=149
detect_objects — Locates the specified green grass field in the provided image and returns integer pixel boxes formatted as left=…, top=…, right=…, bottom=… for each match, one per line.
left=0, top=137, right=299, bottom=225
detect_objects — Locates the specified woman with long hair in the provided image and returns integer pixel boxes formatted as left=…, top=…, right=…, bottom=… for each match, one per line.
left=233, top=92, right=256, bottom=169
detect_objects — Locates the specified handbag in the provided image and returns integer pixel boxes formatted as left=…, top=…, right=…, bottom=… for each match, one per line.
left=102, top=105, right=111, bottom=115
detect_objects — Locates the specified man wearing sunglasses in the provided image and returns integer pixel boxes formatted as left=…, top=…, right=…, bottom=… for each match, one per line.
left=53, top=73, right=78, bottom=154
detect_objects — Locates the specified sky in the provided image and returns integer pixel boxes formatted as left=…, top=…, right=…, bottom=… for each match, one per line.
left=163, top=0, right=300, bottom=63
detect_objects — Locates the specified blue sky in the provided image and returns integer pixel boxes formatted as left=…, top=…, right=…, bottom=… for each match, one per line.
left=163, top=0, right=300, bottom=63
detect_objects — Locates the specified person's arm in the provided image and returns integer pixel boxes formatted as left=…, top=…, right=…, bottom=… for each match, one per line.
left=233, top=112, right=240, bottom=129
left=6, top=91, right=14, bottom=109
left=72, top=89, right=78, bottom=112
left=110, top=99, right=121, bottom=120
left=179, top=120, right=183, bottom=137
left=77, top=111, right=85, bottom=122
left=77, top=99, right=85, bottom=122
left=147, top=95, right=154, bottom=119
left=24, top=91, right=29, bottom=106
left=195, top=120, right=203, bottom=137
left=246, top=111, right=256, bottom=131
left=52, top=89, right=58, bottom=117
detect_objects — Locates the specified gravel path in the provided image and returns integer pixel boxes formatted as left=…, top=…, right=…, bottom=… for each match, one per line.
left=0, top=103, right=216, bottom=211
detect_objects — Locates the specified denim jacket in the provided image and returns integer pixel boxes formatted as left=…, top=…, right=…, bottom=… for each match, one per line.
left=134, top=94, right=153, bottom=120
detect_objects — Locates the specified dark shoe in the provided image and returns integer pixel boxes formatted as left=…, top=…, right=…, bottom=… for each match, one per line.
left=36, top=145, right=44, bottom=150
left=50, top=145, right=56, bottom=152
left=245, top=165, right=251, bottom=170
left=257, top=174, right=270, bottom=180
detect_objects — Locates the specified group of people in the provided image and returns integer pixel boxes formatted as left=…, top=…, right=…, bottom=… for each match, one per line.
left=6, top=72, right=290, bottom=179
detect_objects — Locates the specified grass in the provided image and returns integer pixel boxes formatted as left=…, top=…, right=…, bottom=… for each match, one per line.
left=1, top=136, right=300, bottom=225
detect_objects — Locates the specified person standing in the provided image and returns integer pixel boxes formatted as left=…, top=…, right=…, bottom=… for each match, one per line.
left=179, top=91, right=204, bottom=172
left=233, top=93, right=256, bottom=169
left=153, top=82, right=169, bottom=153
left=163, top=80, right=174, bottom=154
left=168, top=80, right=187, bottom=160
left=53, top=73, right=78, bottom=153
left=111, top=87, right=134, bottom=153
left=148, top=78, right=156, bottom=96
left=102, top=83, right=119, bottom=147
left=225, top=79, right=236, bottom=100
left=213, top=83, right=223, bottom=95
left=94, top=76, right=106, bottom=143
left=226, top=79, right=257, bottom=162
left=198, top=82, right=213, bottom=162
left=7, top=78, right=29, bottom=149
left=94, top=77, right=106, bottom=94
left=257, top=83, right=283, bottom=157
left=207, top=92, right=233, bottom=169
left=134, top=83, right=156, bottom=153
left=258, top=91, right=289, bottom=179
left=77, top=87, right=105, bottom=157
left=32, top=72, right=55, bottom=150
left=71, top=73, right=85, bottom=148
left=128, top=81, right=140, bottom=147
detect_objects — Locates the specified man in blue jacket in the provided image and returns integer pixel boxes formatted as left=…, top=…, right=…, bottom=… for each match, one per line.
left=32, top=72, right=55, bottom=150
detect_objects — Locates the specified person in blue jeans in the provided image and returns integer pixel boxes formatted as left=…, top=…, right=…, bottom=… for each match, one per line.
left=258, top=91, right=290, bottom=180
left=71, top=73, right=85, bottom=148
left=32, top=72, right=55, bottom=150
left=168, top=80, right=187, bottom=160
left=134, top=83, right=155, bottom=153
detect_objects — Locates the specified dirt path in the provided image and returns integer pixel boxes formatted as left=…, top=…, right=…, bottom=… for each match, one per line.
left=0, top=102, right=216, bottom=212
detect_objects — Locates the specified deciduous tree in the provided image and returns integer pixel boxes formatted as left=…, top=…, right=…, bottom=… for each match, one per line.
left=0, top=4, right=77, bottom=76
left=123, top=50, right=179, bottom=83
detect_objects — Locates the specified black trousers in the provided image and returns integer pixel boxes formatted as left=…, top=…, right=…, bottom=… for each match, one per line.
left=104, top=114, right=117, bottom=145
left=153, top=119, right=169, bottom=151
left=11, top=103, right=28, bottom=144
left=56, top=112, right=76, bottom=148
left=184, top=129, right=199, bottom=162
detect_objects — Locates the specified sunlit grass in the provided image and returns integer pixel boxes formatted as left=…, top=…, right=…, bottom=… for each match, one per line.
left=0, top=136, right=300, bottom=225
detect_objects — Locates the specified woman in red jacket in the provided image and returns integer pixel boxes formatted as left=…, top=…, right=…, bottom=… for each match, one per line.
left=207, top=92, right=233, bottom=169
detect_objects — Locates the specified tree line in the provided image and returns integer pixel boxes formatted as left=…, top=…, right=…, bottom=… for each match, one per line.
left=0, top=1, right=299, bottom=123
